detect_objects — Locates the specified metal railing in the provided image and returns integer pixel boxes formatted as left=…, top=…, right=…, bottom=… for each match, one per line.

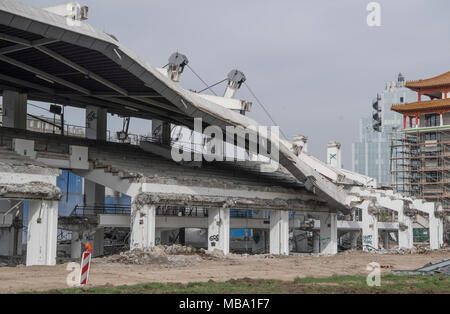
left=156, top=206, right=208, bottom=217
left=70, top=204, right=131, bottom=217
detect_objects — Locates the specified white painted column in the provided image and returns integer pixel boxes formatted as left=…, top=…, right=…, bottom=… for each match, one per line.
left=269, top=210, right=289, bottom=255
left=361, top=204, right=379, bottom=251
left=208, top=207, right=230, bottom=254
left=71, top=231, right=82, bottom=259
left=319, top=212, right=338, bottom=254
left=398, top=210, right=413, bottom=249
left=429, top=205, right=444, bottom=250
left=26, top=200, right=58, bottom=266
left=130, top=204, right=156, bottom=250
left=2, top=90, right=27, bottom=129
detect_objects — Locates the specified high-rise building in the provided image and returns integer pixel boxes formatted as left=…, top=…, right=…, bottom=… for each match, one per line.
left=352, top=74, right=417, bottom=185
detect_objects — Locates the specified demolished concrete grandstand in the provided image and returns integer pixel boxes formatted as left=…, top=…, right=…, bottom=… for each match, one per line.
left=0, top=0, right=446, bottom=267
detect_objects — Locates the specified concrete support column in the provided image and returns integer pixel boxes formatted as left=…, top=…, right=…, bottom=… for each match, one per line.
left=319, top=212, right=338, bottom=254
left=312, top=231, right=320, bottom=253
left=269, top=210, right=289, bottom=255
left=383, top=231, right=390, bottom=249
left=155, top=229, right=162, bottom=246
left=71, top=231, right=82, bottom=259
left=350, top=231, right=360, bottom=249
left=362, top=205, right=378, bottom=251
left=93, top=228, right=104, bottom=257
left=26, top=200, right=58, bottom=266
left=84, top=180, right=105, bottom=257
left=398, top=211, right=413, bottom=249
left=2, top=90, right=27, bottom=129
left=429, top=205, right=444, bottom=250
left=207, top=207, right=230, bottom=254
left=130, top=204, right=156, bottom=250
left=85, top=105, right=107, bottom=141
left=251, top=210, right=267, bottom=254
left=152, top=119, right=171, bottom=145
left=84, top=180, right=105, bottom=207
left=0, top=200, right=23, bottom=257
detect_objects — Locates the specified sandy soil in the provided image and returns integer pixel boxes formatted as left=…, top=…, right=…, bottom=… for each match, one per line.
left=0, top=250, right=449, bottom=293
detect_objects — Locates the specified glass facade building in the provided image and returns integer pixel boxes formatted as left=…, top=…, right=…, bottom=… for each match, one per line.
left=352, top=74, right=417, bottom=185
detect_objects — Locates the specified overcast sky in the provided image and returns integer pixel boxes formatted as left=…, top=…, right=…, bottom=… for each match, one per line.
left=18, top=0, right=450, bottom=168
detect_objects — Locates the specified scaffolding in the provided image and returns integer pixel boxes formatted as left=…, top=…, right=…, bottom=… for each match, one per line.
left=390, top=128, right=450, bottom=213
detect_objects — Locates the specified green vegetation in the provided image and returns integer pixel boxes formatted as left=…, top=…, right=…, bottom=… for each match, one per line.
left=24, top=274, right=449, bottom=294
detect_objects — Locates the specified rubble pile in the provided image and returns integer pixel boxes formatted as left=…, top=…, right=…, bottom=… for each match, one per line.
left=99, top=245, right=207, bottom=266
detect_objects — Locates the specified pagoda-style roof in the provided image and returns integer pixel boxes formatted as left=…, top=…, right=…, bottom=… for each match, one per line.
left=406, top=71, right=450, bottom=90
left=391, top=98, right=450, bottom=115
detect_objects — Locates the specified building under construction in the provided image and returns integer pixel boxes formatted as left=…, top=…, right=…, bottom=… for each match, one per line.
left=391, top=71, right=450, bottom=242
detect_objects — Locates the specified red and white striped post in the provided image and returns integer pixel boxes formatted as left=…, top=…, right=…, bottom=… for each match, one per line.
left=80, top=242, right=92, bottom=286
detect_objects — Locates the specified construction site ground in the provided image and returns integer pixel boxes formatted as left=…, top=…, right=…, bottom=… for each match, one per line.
left=1, top=249, right=449, bottom=293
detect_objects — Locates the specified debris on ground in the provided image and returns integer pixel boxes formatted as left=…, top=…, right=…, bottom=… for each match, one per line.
left=392, top=259, right=450, bottom=276
left=99, top=245, right=204, bottom=266
left=97, top=244, right=293, bottom=266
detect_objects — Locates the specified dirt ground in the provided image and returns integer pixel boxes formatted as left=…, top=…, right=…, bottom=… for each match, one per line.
left=0, top=250, right=449, bottom=293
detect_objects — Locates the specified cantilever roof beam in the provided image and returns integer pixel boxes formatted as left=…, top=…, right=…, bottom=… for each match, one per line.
left=0, top=73, right=55, bottom=94
left=0, top=54, right=91, bottom=95
left=34, top=45, right=129, bottom=96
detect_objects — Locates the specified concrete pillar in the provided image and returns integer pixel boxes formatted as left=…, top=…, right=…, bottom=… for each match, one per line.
left=429, top=204, right=444, bottom=250
left=398, top=210, right=413, bottom=249
left=383, top=231, right=390, bottom=249
left=0, top=200, right=23, bottom=257
left=327, top=142, right=342, bottom=169
left=319, top=212, right=338, bottom=254
left=130, top=204, right=156, bottom=250
left=92, top=228, right=104, bottom=257
left=251, top=230, right=266, bottom=254
left=85, top=105, right=107, bottom=141
left=84, top=180, right=105, bottom=208
left=312, top=231, right=320, bottom=253
left=361, top=204, right=379, bottom=251
left=84, top=180, right=105, bottom=257
left=26, top=200, right=58, bottom=266
left=152, top=119, right=171, bottom=145
left=207, top=207, right=230, bottom=254
left=84, top=107, right=107, bottom=256
left=269, top=210, right=289, bottom=255
left=155, top=229, right=162, bottom=246
left=350, top=231, right=360, bottom=249
left=71, top=231, right=82, bottom=259
left=297, top=230, right=309, bottom=252
left=251, top=210, right=266, bottom=254
left=2, top=90, right=27, bottom=129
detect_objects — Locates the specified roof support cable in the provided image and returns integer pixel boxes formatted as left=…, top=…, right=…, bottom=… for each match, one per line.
left=243, top=82, right=288, bottom=140
left=186, top=64, right=218, bottom=96
left=197, top=78, right=228, bottom=94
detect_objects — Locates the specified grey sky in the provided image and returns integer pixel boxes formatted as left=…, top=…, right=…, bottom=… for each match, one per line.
left=18, top=0, right=450, bottom=168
